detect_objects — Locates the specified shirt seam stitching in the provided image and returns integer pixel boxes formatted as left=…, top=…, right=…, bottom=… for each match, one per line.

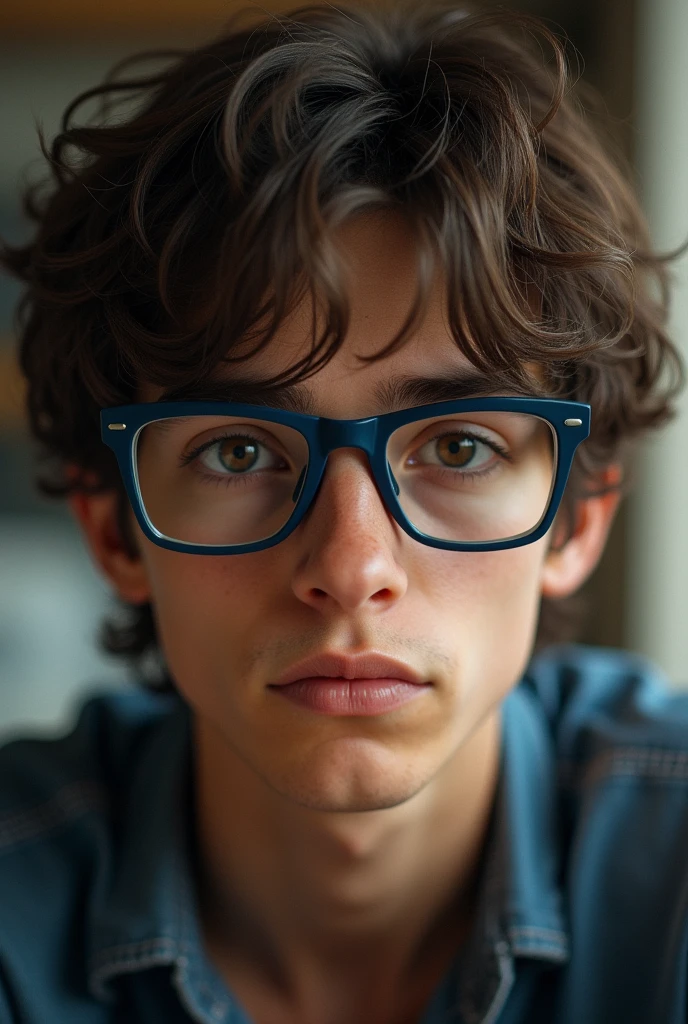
left=0, top=781, right=106, bottom=851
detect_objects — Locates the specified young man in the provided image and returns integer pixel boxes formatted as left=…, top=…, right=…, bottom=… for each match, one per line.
left=1, top=3, right=687, bottom=1022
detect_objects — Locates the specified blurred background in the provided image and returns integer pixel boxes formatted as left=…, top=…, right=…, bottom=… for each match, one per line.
left=1, top=0, right=687, bottom=741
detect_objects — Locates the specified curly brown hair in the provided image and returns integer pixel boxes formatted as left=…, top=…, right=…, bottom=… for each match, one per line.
left=1, top=2, right=683, bottom=689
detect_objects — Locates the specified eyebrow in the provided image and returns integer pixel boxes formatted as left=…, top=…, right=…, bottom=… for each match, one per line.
left=158, top=370, right=539, bottom=415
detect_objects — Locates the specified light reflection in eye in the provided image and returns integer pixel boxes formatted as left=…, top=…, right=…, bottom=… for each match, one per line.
left=179, top=430, right=287, bottom=480
left=404, top=423, right=512, bottom=481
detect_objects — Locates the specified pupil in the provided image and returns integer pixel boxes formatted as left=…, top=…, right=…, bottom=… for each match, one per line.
left=439, top=435, right=474, bottom=467
left=219, top=438, right=257, bottom=471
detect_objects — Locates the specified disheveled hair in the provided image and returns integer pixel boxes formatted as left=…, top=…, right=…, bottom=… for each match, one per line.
left=2, top=2, right=683, bottom=688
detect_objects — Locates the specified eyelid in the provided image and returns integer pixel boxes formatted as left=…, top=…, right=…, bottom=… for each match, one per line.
left=179, top=422, right=282, bottom=458
left=412, top=428, right=510, bottom=469
left=431, top=427, right=511, bottom=455
left=415, top=420, right=512, bottom=453
left=179, top=428, right=273, bottom=468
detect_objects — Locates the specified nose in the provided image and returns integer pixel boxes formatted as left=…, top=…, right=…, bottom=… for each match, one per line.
left=289, top=448, right=408, bottom=614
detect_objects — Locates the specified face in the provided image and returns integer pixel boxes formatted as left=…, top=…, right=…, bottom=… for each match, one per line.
left=76, top=213, right=618, bottom=814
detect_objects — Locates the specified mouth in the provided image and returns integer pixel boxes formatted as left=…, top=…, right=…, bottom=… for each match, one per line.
left=268, top=651, right=431, bottom=716
left=268, top=676, right=431, bottom=716
left=270, top=651, right=427, bottom=688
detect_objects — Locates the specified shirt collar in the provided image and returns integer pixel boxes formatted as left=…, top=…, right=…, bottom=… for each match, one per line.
left=85, top=693, right=235, bottom=1020
left=452, top=681, right=570, bottom=1022
left=85, top=678, right=570, bottom=1017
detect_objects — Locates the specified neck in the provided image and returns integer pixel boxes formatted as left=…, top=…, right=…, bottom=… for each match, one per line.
left=190, top=708, right=501, bottom=1021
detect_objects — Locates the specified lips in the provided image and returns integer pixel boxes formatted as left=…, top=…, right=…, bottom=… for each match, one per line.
left=270, top=651, right=427, bottom=688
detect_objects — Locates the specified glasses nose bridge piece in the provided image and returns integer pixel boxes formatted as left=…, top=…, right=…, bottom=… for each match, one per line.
left=308, top=416, right=389, bottom=503
left=317, top=416, right=378, bottom=459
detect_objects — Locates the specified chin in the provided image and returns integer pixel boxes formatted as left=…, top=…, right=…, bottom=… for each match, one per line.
left=271, top=740, right=430, bottom=812
left=287, top=785, right=424, bottom=814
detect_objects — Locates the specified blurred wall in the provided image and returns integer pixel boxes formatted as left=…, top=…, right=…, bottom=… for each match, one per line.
left=0, top=0, right=685, bottom=743
left=628, top=0, right=688, bottom=684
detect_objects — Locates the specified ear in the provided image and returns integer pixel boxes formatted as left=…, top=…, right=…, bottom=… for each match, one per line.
left=69, top=489, right=152, bottom=605
left=541, top=464, right=623, bottom=600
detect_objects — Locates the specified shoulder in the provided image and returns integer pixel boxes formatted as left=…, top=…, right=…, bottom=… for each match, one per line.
left=0, top=687, right=182, bottom=836
left=0, top=688, right=184, bottom=1018
left=521, top=643, right=688, bottom=769
left=520, top=647, right=688, bottom=1021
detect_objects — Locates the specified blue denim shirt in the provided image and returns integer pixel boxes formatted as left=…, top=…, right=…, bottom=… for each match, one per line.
left=1, top=644, right=687, bottom=1024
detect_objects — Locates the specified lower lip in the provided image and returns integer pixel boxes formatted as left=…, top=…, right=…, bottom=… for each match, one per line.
left=269, top=677, right=430, bottom=716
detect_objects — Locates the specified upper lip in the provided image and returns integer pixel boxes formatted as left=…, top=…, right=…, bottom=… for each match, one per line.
left=270, top=652, right=428, bottom=687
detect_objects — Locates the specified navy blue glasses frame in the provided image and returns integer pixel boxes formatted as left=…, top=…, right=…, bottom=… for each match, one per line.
left=101, top=397, right=591, bottom=555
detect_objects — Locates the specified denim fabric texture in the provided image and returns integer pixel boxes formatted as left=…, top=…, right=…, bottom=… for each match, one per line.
left=0, top=644, right=687, bottom=1023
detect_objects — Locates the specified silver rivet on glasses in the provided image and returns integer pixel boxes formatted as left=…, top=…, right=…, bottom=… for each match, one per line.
left=108, top=423, right=127, bottom=431
left=564, top=418, right=583, bottom=427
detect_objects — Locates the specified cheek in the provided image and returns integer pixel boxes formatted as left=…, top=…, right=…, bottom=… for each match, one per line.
left=422, top=538, right=547, bottom=623
left=419, top=540, right=548, bottom=706
left=139, top=528, right=549, bottom=721
left=138, top=541, right=279, bottom=701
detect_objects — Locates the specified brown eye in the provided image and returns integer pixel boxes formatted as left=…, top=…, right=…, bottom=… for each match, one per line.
left=216, top=438, right=259, bottom=473
left=405, top=428, right=501, bottom=476
left=436, top=435, right=477, bottom=468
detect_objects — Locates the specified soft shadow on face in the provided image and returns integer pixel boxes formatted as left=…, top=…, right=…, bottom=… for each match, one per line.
left=133, top=211, right=552, bottom=814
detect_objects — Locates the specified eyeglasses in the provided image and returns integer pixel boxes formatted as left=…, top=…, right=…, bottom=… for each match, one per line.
left=101, top=397, right=590, bottom=555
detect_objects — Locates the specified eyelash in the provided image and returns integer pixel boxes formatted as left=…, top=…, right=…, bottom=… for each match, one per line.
left=179, top=432, right=272, bottom=468
left=411, top=429, right=512, bottom=477
left=426, top=428, right=509, bottom=456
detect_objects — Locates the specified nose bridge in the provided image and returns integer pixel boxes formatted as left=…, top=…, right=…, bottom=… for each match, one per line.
left=317, top=416, right=378, bottom=458
left=307, top=413, right=403, bottom=557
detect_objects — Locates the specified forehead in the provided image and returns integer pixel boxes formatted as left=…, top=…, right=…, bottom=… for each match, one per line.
left=249, top=213, right=457, bottom=372
left=144, top=213, right=540, bottom=414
